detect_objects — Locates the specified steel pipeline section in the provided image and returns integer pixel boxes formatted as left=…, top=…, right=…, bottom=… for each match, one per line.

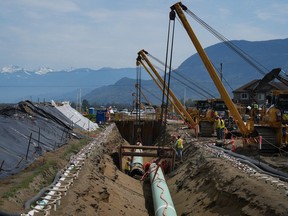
left=149, top=163, right=177, bottom=216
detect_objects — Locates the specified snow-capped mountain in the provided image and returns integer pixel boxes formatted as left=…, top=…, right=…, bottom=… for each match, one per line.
left=35, top=67, right=54, bottom=75
left=1, top=65, right=25, bottom=73
left=1, top=65, right=54, bottom=75
left=0, top=66, right=146, bottom=103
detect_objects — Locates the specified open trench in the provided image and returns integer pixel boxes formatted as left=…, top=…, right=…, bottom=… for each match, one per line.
left=114, top=119, right=166, bottom=215
left=7, top=121, right=288, bottom=216
left=113, top=121, right=288, bottom=216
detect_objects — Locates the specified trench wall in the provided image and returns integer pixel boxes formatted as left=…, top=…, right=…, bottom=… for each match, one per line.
left=115, top=120, right=162, bottom=146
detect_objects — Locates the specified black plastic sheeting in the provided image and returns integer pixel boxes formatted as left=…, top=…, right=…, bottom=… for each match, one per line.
left=0, top=101, right=83, bottom=179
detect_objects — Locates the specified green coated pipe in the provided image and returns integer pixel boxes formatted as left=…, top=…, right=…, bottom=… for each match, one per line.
left=149, top=163, right=177, bottom=216
left=130, top=148, right=144, bottom=177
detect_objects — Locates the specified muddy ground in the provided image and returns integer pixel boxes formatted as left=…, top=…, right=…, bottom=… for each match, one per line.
left=1, top=122, right=288, bottom=216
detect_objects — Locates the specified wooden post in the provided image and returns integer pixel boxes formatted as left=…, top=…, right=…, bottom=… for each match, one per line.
left=26, top=132, right=33, bottom=160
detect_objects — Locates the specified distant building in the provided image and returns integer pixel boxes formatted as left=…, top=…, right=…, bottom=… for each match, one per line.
left=232, top=80, right=288, bottom=107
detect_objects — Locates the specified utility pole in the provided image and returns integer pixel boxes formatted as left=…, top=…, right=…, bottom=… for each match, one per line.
left=79, top=88, right=82, bottom=113
left=220, top=63, right=223, bottom=82
left=184, top=87, right=186, bottom=108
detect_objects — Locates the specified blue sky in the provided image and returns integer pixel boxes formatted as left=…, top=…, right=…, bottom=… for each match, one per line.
left=0, top=0, right=287, bottom=71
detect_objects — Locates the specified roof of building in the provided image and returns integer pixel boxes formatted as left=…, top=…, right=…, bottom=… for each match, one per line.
left=233, top=80, right=288, bottom=93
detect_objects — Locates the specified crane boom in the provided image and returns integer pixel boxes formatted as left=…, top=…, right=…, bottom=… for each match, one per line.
left=138, top=49, right=197, bottom=127
left=137, top=58, right=185, bottom=120
left=171, top=2, right=250, bottom=136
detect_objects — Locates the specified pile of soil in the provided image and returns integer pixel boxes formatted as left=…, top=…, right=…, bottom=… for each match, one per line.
left=1, top=122, right=288, bottom=216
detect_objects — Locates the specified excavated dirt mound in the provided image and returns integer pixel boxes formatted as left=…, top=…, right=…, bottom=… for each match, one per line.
left=169, top=143, right=288, bottom=215
left=1, top=122, right=288, bottom=216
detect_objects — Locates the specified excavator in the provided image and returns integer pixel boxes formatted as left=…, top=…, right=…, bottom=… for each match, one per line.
left=170, top=2, right=288, bottom=152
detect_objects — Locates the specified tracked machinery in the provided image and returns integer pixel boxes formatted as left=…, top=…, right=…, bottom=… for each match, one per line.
left=249, top=68, right=288, bottom=151
left=138, top=49, right=218, bottom=137
left=187, top=98, right=229, bottom=136
left=137, top=50, right=227, bottom=137
left=170, top=2, right=288, bottom=152
left=170, top=2, right=258, bottom=148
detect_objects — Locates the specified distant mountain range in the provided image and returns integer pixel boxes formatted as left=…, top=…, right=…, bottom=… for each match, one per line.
left=1, top=38, right=288, bottom=104
left=0, top=67, right=150, bottom=103
left=84, top=38, right=288, bottom=105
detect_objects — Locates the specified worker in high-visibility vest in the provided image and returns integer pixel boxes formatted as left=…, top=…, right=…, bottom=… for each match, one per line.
left=175, top=135, right=184, bottom=162
left=124, top=157, right=132, bottom=175
left=219, top=116, right=225, bottom=139
left=216, top=116, right=225, bottom=140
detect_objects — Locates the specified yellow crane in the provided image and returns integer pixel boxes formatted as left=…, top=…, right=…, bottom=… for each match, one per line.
left=137, top=50, right=198, bottom=131
left=170, top=2, right=252, bottom=138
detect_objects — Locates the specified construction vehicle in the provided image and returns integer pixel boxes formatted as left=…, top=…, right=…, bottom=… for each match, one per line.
left=188, top=98, right=229, bottom=136
left=170, top=2, right=256, bottom=143
left=170, top=2, right=288, bottom=151
left=256, top=90, right=288, bottom=147
left=237, top=68, right=288, bottom=149
left=251, top=69, right=288, bottom=147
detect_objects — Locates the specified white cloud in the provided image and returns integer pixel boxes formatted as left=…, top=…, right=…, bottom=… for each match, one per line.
left=256, top=3, right=288, bottom=24
left=0, top=0, right=287, bottom=70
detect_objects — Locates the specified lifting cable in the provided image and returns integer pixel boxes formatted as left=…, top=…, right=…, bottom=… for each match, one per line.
left=136, top=65, right=142, bottom=124
left=141, top=86, right=162, bottom=104
left=164, top=10, right=177, bottom=126
left=211, top=62, right=234, bottom=92
left=183, top=8, right=268, bottom=76
left=148, top=53, right=215, bottom=98
left=160, top=11, right=175, bottom=129
left=159, top=23, right=169, bottom=127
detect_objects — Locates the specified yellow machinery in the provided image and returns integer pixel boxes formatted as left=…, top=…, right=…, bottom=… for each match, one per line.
left=258, top=90, right=288, bottom=146
left=170, top=2, right=257, bottom=142
left=137, top=50, right=198, bottom=130
left=170, top=2, right=288, bottom=151
left=170, top=2, right=251, bottom=134
left=246, top=69, right=288, bottom=148
left=187, top=98, right=228, bottom=136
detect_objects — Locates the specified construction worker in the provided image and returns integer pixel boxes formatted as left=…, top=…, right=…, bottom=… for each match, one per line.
left=175, top=135, right=184, bottom=162
left=216, top=116, right=225, bottom=140
left=219, top=116, right=225, bottom=139
left=216, top=116, right=221, bottom=139
left=124, top=157, right=132, bottom=175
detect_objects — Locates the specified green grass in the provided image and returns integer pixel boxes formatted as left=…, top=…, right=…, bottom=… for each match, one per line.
left=2, top=160, right=58, bottom=198
left=2, top=138, right=91, bottom=198
left=62, top=138, right=91, bottom=159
